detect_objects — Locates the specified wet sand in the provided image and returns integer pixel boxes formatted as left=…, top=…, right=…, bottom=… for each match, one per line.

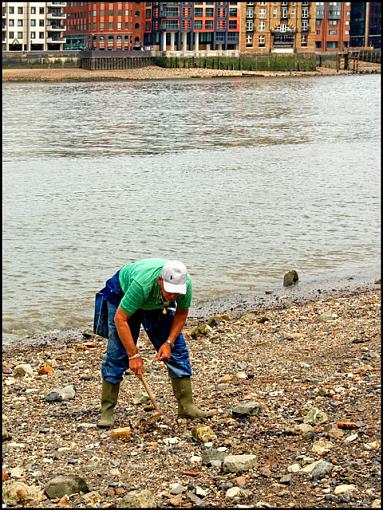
left=2, top=65, right=360, bottom=83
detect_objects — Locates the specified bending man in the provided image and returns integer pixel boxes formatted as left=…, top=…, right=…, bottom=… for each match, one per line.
left=94, top=258, right=210, bottom=428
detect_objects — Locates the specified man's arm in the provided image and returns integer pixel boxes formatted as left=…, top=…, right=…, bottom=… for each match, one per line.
left=156, top=307, right=189, bottom=362
left=114, top=306, right=143, bottom=378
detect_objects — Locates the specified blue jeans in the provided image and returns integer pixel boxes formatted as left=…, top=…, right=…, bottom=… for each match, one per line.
left=101, top=301, right=192, bottom=384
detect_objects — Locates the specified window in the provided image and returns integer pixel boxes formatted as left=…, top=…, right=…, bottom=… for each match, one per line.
left=100, top=22, right=104, bottom=29
left=92, top=10, right=96, bottom=16
left=259, top=8, right=266, bottom=18
left=301, top=20, right=308, bottom=30
left=39, top=7, right=44, bottom=14
left=135, top=23, right=140, bottom=29
left=31, top=20, right=36, bottom=27
left=195, top=20, right=202, bottom=29
left=31, top=32, right=36, bottom=39
left=280, top=23, right=288, bottom=32
left=108, top=35, right=114, bottom=43
left=206, top=8, right=214, bottom=17
left=118, top=10, right=122, bottom=16
left=117, top=22, right=121, bottom=29
left=329, top=20, right=337, bottom=25
left=205, top=20, right=213, bottom=29
left=125, top=9, right=129, bottom=16
left=145, top=9, right=151, bottom=18
left=17, top=20, right=23, bottom=27
left=125, top=22, right=129, bottom=28
left=259, top=35, right=265, bottom=46
left=195, top=8, right=203, bottom=17
left=9, top=31, right=14, bottom=38
left=17, top=32, right=23, bottom=38
left=39, top=32, right=44, bottom=39
left=301, top=34, right=307, bottom=46
left=9, top=19, right=14, bottom=27
left=328, top=30, right=337, bottom=35
left=327, top=41, right=338, bottom=48
left=99, top=36, right=105, bottom=43
left=31, top=7, right=36, bottom=14
left=108, top=22, right=113, bottom=29
left=246, top=33, right=253, bottom=45
left=135, top=11, right=140, bottom=17
left=344, top=30, right=349, bottom=34
left=92, top=23, right=96, bottom=29
left=259, top=20, right=266, bottom=31
left=100, top=10, right=104, bottom=16
left=109, top=10, right=113, bottom=16
left=229, top=8, right=237, bottom=17
left=246, top=20, right=253, bottom=31
left=9, top=6, right=14, bottom=14
left=39, top=20, right=44, bottom=27
left=17, top=7, right=23, bottom=14
left=229, top=20, right=237, bottom=29
left=273, top=8, right=278, bottom=17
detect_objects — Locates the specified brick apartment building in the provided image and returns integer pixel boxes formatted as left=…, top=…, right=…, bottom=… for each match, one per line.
left=240, top=2, right=316, bottom=54
left=3, top=2, right=381, bottom=55
left=315, top=1, right=351, bottom=51
left=143, top=2, right=241, bottom=53
left=65, top=2, right=146, bottom=50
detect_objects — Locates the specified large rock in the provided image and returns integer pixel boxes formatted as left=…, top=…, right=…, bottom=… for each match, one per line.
left=303, top=407, right=328, bottom=425
left=45, top=475, right=89, bottom=498
left=2, top=481, right=45, bottom=506
left=283, top=270, right=299, bottom=287
left=232, top=401, right=261, bottom=417
left=14, top=364, right=34, bottom=377
left=223, top=454, right=257, bottom=473
left=44, top=385, right=76, bottom=402
left=117, top=489, right=157, bottom=508
left=191, top=425, right=217, bottom=443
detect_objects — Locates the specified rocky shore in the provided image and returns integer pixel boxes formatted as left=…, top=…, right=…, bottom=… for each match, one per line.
left=1, top=65, right=364, bottom=83
left=2, top=282, right=381, bottom=508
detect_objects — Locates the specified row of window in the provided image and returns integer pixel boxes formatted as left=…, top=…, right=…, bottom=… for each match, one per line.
left=7, top=19, right=49, bottom=27
left=246, top=20, right=309, bottom=31
left=90, top=10, right=140, bottom=17
left=5, top=32, right=62, bottom=40
left=89, top=22, right=140, bottom=30
left=316, top=29, right=350, bottom=35
left=246, top=33, right=309, bottom=47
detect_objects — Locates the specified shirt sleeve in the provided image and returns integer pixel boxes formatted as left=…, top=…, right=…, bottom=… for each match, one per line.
left=119, top=280, right=145, bottom=315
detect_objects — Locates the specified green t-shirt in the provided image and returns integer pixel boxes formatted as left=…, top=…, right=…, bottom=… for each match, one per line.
left=118, top=258, right=192, bottom=315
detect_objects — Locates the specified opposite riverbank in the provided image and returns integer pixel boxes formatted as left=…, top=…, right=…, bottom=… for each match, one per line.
left=2, top=284, right=381, bottom=508
left=1, top=65, right=361, bottom=82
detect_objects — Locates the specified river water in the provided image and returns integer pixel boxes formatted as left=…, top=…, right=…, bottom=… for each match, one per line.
left=2, top=75, right=381, bottom=343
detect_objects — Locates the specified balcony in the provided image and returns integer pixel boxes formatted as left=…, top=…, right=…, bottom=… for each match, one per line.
left=47, top=12, right=67, bottom=20
left=47, top=36, right=66, bottom=43
left=47, top=24, right=65, bottom=31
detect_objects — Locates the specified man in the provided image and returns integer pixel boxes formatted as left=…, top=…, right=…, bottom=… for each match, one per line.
left=94, top=258, right=210, bottom=428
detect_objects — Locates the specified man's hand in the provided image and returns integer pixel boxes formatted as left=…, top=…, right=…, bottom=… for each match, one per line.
left=155, top=342, right=172, bottom=362
left=129, top=355, right=144, bottom=378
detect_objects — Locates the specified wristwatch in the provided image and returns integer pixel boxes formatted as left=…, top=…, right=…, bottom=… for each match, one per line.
left=165, top=339, right=174, bottom=349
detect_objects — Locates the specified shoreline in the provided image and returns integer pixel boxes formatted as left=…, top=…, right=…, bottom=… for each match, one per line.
left=3, top=271, right=380, bottom=354
left=2, top=281, right=381, bottom=508
left=3, top=64, right=378, bottom=83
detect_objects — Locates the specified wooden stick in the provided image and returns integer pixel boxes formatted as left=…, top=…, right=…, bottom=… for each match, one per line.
left=140, top=375, right=160, bottom=412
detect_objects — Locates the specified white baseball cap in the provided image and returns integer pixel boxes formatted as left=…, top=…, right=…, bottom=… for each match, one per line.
left=161, top=260, right=187, bottom=294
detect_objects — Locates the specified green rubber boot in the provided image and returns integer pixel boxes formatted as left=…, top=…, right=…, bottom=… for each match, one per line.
left=97, top=380, right=120, bottom=428
left=171, top=377, right=213, bottom=419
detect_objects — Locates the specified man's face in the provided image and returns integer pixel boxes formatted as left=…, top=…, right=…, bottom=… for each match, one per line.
left=158, top=277, right=179, bottom=302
